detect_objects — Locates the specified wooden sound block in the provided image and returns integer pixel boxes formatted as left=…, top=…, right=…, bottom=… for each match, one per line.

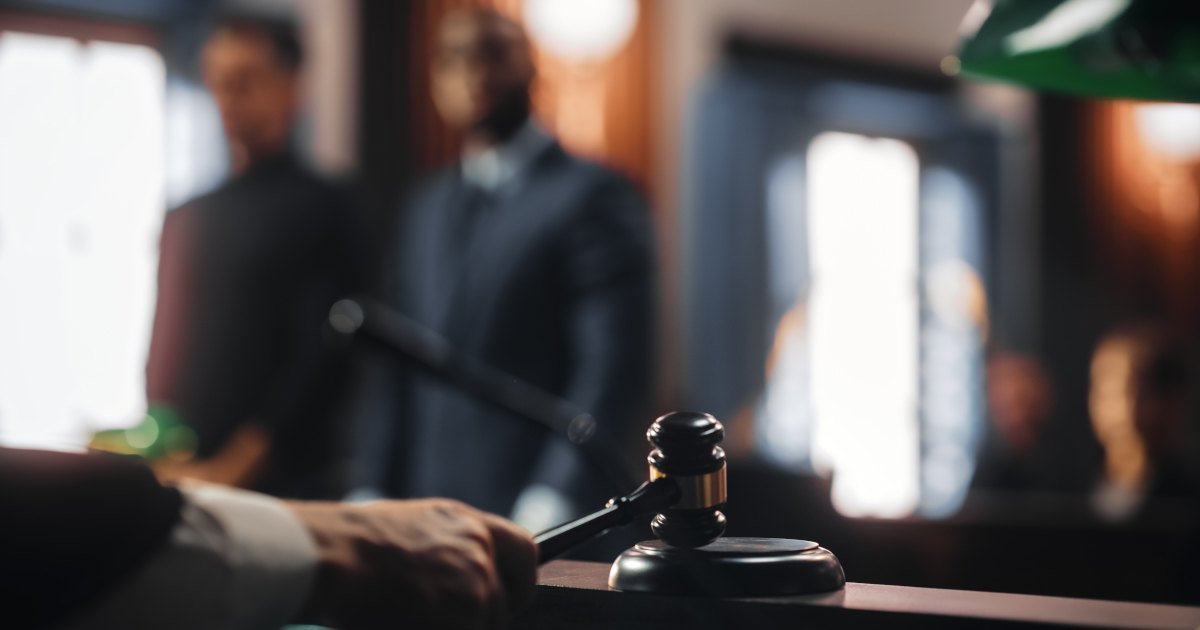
left=609, top=537, right=845, bottom=596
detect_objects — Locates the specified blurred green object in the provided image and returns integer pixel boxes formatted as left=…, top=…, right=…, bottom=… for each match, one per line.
left=957, top=0, right=1200, bottom=102
left=89, top=404, right=198, bottom=462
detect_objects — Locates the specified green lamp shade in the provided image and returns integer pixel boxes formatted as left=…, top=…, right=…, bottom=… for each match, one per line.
left=958, top=0, right=1200, bottom=102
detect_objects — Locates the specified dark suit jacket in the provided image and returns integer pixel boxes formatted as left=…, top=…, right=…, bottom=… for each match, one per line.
left=394, top=140, right=654, bottom=516
left=147, top=153, right=365, bottom=498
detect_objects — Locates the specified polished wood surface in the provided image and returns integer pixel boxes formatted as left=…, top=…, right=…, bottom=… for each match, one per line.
left=515, top=560, right=1200, bottom=629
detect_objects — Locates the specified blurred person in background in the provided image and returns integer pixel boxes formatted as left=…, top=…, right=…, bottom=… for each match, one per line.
left=145, top=16, right=365, bottom=498
left=1088, top=323, right=1195, bottom=522
left=1, top=446, right=536, bottom=630
left=972, top=351, right=1056, bottom=491
left=388, top=9, right=654, bottom=531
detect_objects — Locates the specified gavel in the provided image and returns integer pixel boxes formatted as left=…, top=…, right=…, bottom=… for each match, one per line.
left=535, top=411, right=728, bottom=562
left=536, top=410, right=845, bottom=597
left=328, top=298, right=843, bottom=596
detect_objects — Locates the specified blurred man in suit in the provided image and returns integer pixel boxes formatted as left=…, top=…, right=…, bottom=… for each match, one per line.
left=146, top=16, right=364, bottom=497
left=390, top=9, right=654, bottom=530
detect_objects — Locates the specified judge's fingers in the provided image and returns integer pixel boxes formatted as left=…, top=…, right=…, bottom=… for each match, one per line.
left=480, top=512, right=538, bottom=612
left=441, top=534, right=506, bottom=630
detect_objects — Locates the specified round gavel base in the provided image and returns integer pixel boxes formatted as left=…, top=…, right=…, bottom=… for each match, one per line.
left=608, top=538, right=845, bottom=597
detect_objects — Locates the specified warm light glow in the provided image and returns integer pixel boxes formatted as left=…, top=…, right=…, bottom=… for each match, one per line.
left=1100, top=100, right=1200, bottom=235
left=522, top=0, right=638, bottom=62
left=807, top=132, right=921, bottom=519
left=1134, top=103, right=1200, bottom=162
left=552, top=73, right=608, bottom=157
left=0, top=33, right=163, bottom=450
left=941, top=55, right=962, bottom=77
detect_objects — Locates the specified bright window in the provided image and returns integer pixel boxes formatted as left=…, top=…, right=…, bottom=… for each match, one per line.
left=760, top=133, right=986, bottom=519
left=806, top=132, right=922, bottom=518
left=0, top=32, right=164, bottom=450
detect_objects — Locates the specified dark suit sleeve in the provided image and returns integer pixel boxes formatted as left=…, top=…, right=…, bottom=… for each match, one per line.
left=529, top=174, right=656, bottom=499
left=0, top=448, right=183, bottom=629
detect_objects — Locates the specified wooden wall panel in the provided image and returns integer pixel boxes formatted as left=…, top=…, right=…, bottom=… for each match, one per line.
left=1085, top=101, right=1200, bottom=336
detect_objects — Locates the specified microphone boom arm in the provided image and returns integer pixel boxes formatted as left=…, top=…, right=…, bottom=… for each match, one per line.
left=328, top=296, right=643, bottom=496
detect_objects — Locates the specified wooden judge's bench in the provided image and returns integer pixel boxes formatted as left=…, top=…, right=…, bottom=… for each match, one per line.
left=514, top=560, right=1200, bottom=630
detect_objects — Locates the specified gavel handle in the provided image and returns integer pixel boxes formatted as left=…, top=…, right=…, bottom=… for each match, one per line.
left=535, top=477, right=680, bottom=564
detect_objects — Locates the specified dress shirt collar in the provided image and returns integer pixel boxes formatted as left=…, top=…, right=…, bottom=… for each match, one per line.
left=460, top=118, right=553, bottom=194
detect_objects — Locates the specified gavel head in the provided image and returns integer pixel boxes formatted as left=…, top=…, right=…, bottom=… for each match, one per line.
left=647, top=411, right=727, bottom=548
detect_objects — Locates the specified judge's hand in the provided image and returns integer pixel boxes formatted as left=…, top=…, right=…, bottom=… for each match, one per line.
left=286, top=498, right=538, bottom=630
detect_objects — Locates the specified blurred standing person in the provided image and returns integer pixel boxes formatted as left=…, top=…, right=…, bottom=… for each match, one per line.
left=1087, top=324, right=1194, bottom=522
left=390, top=9, right=654, bottom=530
left=972, top=351, right=1056, bottom=491
left=146, top=16, right=365, bottom=497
